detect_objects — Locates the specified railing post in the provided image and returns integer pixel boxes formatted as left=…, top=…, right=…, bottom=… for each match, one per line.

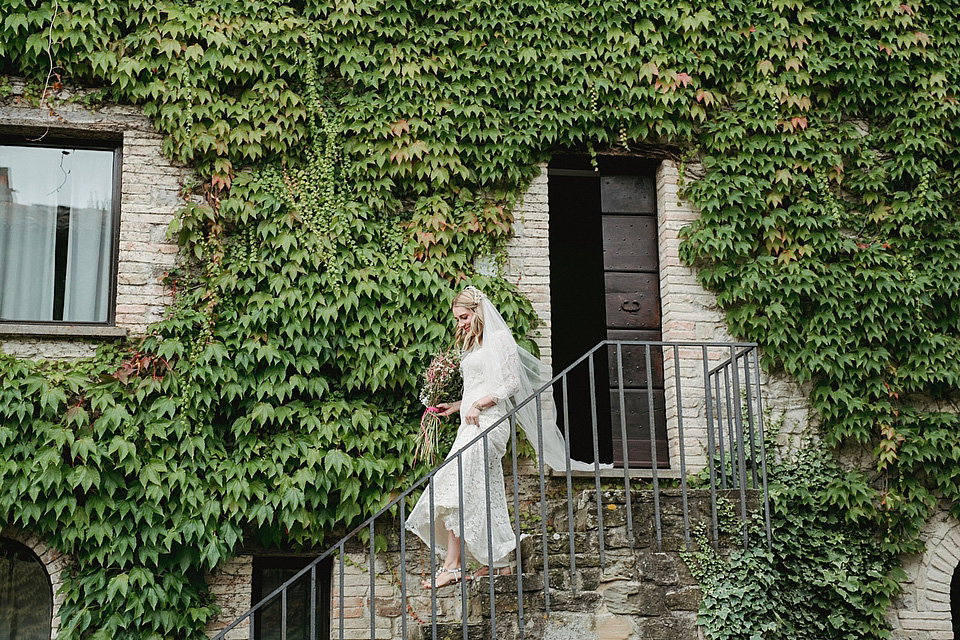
left=616, top=342, right=634, bottom=551
left=729, top=346, right=749, bottom=548
left=645, top=344, right=662, bottom=551
left=510, top=415, right=525, bottom=640
left=309, top=565, right=316, bottom=640
left=742, top=351, right=759, bottom=488
left=536, top=395, right=550, bottom=617
left=752, top=347, right=773, bottom=549
left=457, top=456, right=467, bottom=640
left=673, top=345, right=691, bottom=551
left=562, top=373, right=577, bottom=595
left=702, top=345, right=720, bottom=549
left=338, top=542, right=345, bottom=640
left=369, top=520, right=376, bottom=640
left=399, top=500, right=408, bottom=640
left=281, top=586, right=287, bottom=640
left=483, top=435, right=497, bottom=640
left=588, top=352, right=605, bottom=567
left=428, top=479, right=437, bottom=640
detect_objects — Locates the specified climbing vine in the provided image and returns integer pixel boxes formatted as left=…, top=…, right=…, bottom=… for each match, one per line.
left=685, top=442, right=902, bottom=639
left=1, top=0, right=960, bottom=637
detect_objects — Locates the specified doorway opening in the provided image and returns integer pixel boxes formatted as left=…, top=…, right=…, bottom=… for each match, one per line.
left=548, top=155, right=668, bottom=468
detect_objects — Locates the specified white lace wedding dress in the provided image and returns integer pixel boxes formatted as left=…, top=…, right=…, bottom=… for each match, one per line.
left=405, top=329, right=520, bottom=568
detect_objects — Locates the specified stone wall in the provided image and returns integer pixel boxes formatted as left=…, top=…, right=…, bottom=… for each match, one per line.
left=313, top=484, right=752, bottom=640
left=0, top=80, right=185, bottom=359
left=888, top=504, right=958, bottom=640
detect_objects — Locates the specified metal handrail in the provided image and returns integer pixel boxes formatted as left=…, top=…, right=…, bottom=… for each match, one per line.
left=212, top=340, right=770, bottom=640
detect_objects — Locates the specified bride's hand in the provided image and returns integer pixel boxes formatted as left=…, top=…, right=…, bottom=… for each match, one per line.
left=437, top=402, right=460, bottom=416
left=464, top=406, right=481, bottom=426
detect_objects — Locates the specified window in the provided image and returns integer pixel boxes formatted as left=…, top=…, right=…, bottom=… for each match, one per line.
left=0, top=538, right=53, bottom=640
left=253, top=556, right=331, bottom=640
left=0, top=140, right=120, bottom=324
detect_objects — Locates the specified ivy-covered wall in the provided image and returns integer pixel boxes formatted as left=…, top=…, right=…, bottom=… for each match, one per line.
left=2, top=0, right=960, bottom=638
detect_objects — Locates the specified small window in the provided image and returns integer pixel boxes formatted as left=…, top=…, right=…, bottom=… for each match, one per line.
left=0, top=537, right=53, bottom=640
left=253, top=556, right=331, bottom=640
left=0, top=141, right=120, bottom=324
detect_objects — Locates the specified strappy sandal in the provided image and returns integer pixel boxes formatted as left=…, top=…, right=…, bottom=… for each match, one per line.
left=422, top=567, right=466, bottom=589
left=471, top=565, right=513, bottom=579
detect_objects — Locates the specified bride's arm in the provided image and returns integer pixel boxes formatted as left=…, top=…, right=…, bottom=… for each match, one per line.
left=437, top=401, right=461, bottom=416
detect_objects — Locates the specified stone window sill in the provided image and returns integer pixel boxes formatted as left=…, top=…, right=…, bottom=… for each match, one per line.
left=0, top=324, right=128, bottom=338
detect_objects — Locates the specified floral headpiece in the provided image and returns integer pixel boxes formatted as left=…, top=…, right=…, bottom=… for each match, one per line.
left=463, top=285, right=486, bottom=302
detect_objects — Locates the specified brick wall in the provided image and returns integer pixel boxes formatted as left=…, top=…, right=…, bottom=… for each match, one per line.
left=0, top=80, right=184, bottom=359
left=504, top=167, right=552, bottom=365
left=204, top=556, right=254, bottom=640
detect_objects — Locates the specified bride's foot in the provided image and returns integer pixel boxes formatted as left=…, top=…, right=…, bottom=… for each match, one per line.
left=472, top=565, right=512, bottom=579
left=421, top=567, right=465, bottom=589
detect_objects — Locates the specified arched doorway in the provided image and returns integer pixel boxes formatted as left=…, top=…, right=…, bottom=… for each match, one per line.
left=0, top=537, right=53, bottom=640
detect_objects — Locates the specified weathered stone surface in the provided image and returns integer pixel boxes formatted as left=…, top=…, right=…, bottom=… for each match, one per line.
left=374, top=596, right=403, bottom=617
left=664, top=586, right=702, bottom=612
left=637, top=553, right=680, bottom=585
left=577, top=567, right=603, bottom=591
left=419, top=622, right=489, bottom=640
left=543, top=612, right=596, bottom=640
left=548, top=589, right=603, bottom=613
left=595, top=613, right=637, bottom=640
left=601, top=581, right=666, bottom=616
left=476, top=589, right=546, bottom=616
left=636, top=614, right=698, bottom=640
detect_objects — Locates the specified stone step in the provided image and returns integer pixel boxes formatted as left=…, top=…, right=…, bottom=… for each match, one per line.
left=416, top=621, right=488, bottom=640
left=466, top=571, right=608, bottom=615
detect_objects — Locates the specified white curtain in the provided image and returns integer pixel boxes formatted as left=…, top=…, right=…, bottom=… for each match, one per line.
left=0, top=201, right=56, bottom=322
left=63, top=206, right=112, bottom=322
left=0, top=145, right=114, bottom=323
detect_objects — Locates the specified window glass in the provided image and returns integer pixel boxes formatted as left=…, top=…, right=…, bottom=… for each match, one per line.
left=254, top=557, right=330, bottom=640
left=0, top=144, right=116, bottom=323
left=0, top=538, right=53, bottom=640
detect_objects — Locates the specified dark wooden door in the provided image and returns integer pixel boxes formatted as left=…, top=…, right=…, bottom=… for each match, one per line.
left=599, top=176, right=668, bottom=468
left=549, top=158, right=666, bottom=469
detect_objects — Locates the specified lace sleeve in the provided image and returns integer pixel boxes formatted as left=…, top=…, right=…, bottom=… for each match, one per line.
left=487, top=330, right=522, bottom=403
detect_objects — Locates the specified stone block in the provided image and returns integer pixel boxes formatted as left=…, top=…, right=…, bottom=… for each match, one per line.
left=600, top=580, right=665, bottom=616
left=595, top=613, right=636, bottom=640
left=637, top=553, right=680, bottom=585
left=636, top=614, right=698, bottom=640
left=548, top=588, right=603, bottom=613
left=577, top=567, right=602, bottom=591
left=476, top=588, right=544, bottom=616
left=543, top=612, right=596, bottom=640
left=664, top=585, right=701, bottom=611
left=374, top=596, right=403, bottom=617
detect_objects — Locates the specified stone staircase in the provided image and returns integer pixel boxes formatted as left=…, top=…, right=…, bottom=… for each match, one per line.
left=411, top=484, right=755, bottom=640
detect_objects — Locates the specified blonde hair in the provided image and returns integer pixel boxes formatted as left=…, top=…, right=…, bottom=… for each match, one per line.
left=453, top=288, right=485, bottom=351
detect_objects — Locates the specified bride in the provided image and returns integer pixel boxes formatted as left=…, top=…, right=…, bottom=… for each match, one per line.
left=405, top=285, right=598, bottom=589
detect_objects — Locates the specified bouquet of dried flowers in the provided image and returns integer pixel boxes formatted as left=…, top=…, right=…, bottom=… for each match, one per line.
left=414, top=349, right=463, bottom=464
